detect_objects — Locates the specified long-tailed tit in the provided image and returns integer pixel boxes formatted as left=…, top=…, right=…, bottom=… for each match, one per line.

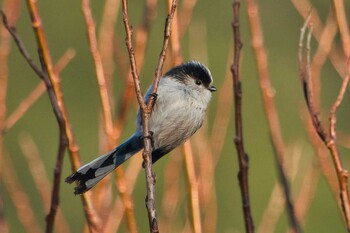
left=65, top=61, right=216, bottom=194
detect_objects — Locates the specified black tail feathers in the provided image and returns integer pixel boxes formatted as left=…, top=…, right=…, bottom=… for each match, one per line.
left=65, top=134, right=143, bottom=195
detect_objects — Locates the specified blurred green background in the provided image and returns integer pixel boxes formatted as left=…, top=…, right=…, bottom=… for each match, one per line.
left=1, top=0, right=350, bottom=232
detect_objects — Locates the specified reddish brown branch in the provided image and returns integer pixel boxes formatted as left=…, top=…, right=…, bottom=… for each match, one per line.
left=82, top=1, right=138, bottom=231
left=292, top=0, right=346, bottom=80
left=122, top=0, right=177, bottom=231
left=147, top=0, right=177, bottom=109
left=332, top=0, right=350, bottom=57
left=1, top=3, right=100, bottom=232
left=2, top=153, right=42, bottom=233
left=167, top=0, right=203, bottom=231
left=19, top=134, right=71, bottom=233
left=245, top=0, right=302, bottom=232
left=298, top=14, right=350, bottom=232
left=0, top=1, right=21, bottom=232
left=3, top=49, right=75, bottom=132
left=0, top=9, right=44, bottom=80
left=231, top=1, right=254, bottom=232
left=183, top=141, right=202, bottom=233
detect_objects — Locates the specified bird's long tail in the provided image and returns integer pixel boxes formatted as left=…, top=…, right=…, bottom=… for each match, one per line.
left=65, top=133, right=143, bottom=195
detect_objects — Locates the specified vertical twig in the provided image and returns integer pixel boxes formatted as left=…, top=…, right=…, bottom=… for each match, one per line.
left=328, top=68, right=350, bottom=229
left=0, top=1, right=20, bottom=232
left=1, top=3, right=100, bottom=232
left=231, top=1, right=255, bottom=232
left=2, top=153, right=42, bottom=233
left=257, top=144, right=304, bottom=233
left=24, top=1, right=101, bottom=232
left=299, top=14, right=350, bottom=231
left=104, top=156, right=143, bottom=232
left=292, top=0, right=346, bottom=78
left=114, top=0, right=158, bottom=139
left=160, top=156, right=182, bottom=232
left=245, top=0, right=302, bottom=232
left=81, top=1, right=138, bottom=232
left=182, top=141, right=202, bottom=233
left=167, top=0, right=203, bottom=231
left=19, top=134, right=71, bottom=233
left=178, top=0, right=197, bottom=39
left=122, top=0, right=177, bottom=231
left=98, top=0, right=120, bottom=102
left=102, top=0, right=158, bottom=229
left=332, top=0, right=350, bottom=57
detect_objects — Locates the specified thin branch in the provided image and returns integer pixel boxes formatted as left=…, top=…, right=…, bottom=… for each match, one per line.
left=298, top=14, right=350, bottom=231
left=167, top=0, right=203, bottom=231
left=183, top=141, right=202, bottom=233
left=245, top=0, right=302, bottom=232
left=178, top=0, right=197, bottom=39
left=122, top=0, right=177, bottom=231
left=328, top=68, right=350, bottom=230
left=104, top=155, right=143, bottom=232
left=82, top=0, right=114, bottom=141
left=292, top=0, right=346, bottom=78
left=167, top=0, right=182, bottom=65
left=19, top=133, right=71, bottom=233
left=3, top=49, right=75, bottom=132
left=294, top=160, right=320, bottom=224
left=332, top=0, right=350, bottom=57
left=0, top=2, right=21, bottom=232
left=0, top=9, right=45, bottom=79
left=147, top=0, right=176, bottom=108
left=2, top=153, right=42, bottom=233
left=114, top=0, right=158, bottom=138
left=301, top=108, right=338, bottom=194
left=257, top=143, right=303, bottom=233
left=310, top=8, right=337, bottom=109
left=98, top=0, right=120, bottom=103
left=101, top=0, right=158, bottom=228
left=24, top=1, right=100, bottom=231
left=298, top=14, right=327, bottom=142
left=2, top=3, right=100, bottom=232
left=122, top=0, right=145, bottom=109
left=81, top=1, right=138, bottom=232
left=160, top=156, right=183, bottom=232
left=231, top=1, right=254, bottom=232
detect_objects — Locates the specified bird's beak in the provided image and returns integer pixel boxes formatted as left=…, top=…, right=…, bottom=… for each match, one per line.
left=209, top=85, right=217, bottom=92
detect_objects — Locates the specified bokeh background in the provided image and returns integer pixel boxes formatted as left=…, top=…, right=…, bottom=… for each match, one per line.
left=1, top=0, right=350, bottom=232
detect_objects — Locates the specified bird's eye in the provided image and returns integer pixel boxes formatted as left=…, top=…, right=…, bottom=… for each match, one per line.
left=195, top=80, right=202, bottom=86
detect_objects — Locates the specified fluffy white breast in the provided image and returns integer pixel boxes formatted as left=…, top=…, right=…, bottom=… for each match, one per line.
left=142, top=77, right=212, bottom=150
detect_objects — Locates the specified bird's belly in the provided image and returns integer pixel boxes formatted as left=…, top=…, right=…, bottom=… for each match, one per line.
left=149, top=103, right=205, bottom=151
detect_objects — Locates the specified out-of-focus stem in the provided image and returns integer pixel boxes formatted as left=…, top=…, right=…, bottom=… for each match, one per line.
left=245, top=0, right=301, bottom=232
left=183, top=141, right=202, bottom=233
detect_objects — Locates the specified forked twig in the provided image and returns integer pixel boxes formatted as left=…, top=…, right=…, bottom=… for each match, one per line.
left=0, top=9, right=44, bottom=79
left=121, top=0, right=177, bottom=231
left=298, top=13, right=350, bottom=232
left=3, top=49, right=75, bottom=132
left=1, top=3, right=100, bottom=232
left=292, top=0, right=346, bottom=80
left=231, top=1, right=254, bottom=232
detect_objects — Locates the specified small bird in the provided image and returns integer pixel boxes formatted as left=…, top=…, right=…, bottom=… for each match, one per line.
left=65, top=61, right=216, bottom=194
